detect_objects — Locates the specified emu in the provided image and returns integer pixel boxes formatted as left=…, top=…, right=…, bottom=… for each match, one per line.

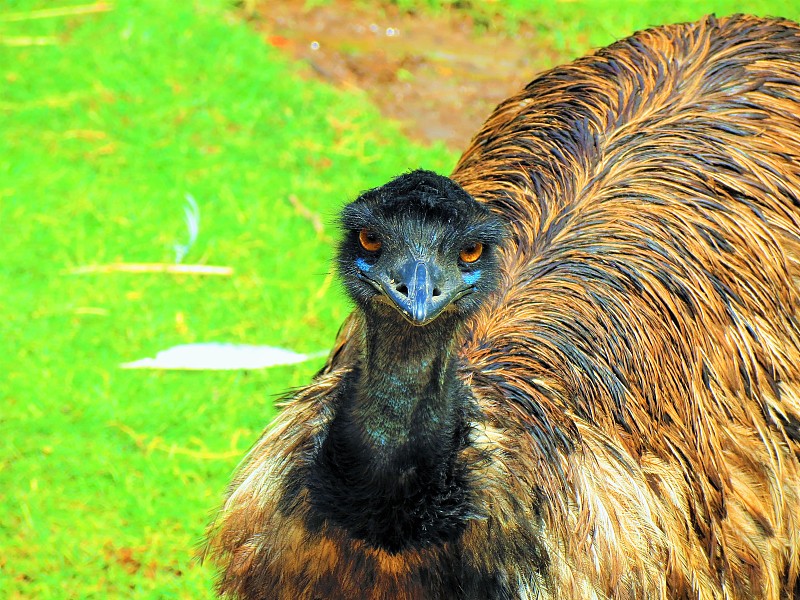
left=207, top=14, right=800, bottom=599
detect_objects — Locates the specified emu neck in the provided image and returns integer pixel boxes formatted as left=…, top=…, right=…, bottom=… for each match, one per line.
left=353, top=306, right=462, bottom=459
left=308, top=305, right=473, bottom=552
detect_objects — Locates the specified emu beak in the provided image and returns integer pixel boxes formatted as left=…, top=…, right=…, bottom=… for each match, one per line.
left=381, top=259, right=467, bottom=326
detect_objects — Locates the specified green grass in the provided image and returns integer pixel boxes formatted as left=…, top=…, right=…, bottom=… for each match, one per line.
left=0, top=1, right=452, bottom=597
left=511, top=0, right=800, bottom=57
left=2, top=0, right=799, bottom=597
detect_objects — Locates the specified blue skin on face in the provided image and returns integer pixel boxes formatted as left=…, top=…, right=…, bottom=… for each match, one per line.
left=355, top=257, right=373, bottom=272
left=356, top=256, right=480, bottom=286
left=462, top=270, right=481, bottom=285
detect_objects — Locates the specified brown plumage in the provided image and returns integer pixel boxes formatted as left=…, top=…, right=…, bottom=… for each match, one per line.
left=206, top=14, right=800, bottom=599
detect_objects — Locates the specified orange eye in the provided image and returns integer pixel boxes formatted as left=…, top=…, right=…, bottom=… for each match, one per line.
left=358, top=228, right=382, bottom=252
left=459, top=242, right=483, bottom=263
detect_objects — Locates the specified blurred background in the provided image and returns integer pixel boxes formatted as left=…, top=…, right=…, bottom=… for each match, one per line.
left=2, top=0, right=799, bottom=597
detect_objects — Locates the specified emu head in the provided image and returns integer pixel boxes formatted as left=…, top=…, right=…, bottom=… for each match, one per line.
left=337, top=170, right=507, bottom=326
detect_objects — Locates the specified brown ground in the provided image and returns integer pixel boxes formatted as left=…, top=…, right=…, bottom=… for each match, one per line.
left=253, top=0, right=565, bottom=150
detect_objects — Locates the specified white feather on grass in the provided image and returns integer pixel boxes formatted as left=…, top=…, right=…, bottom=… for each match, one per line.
left=121, top=343, right=328, bottom=370
left=174, top=194, right=200, bottom=264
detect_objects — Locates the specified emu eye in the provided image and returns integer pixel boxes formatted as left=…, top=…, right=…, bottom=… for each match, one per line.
left=459, top=242, right=483, bottom=264
left=358, top=228, right=382, bottom=252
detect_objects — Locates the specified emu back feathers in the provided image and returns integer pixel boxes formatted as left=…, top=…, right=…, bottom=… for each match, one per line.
left=208, top=14, right=800, bottom=600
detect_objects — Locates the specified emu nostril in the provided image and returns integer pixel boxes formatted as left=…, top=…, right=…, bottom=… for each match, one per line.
left=396, top=283, right=409, bottom=297
left=432, top=288, right=441, bottom=297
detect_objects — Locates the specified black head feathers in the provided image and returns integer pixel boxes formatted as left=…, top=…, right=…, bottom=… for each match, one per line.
left=340, top=169, right=507, bottom=241
left=337, top=169, right=508, bottom=325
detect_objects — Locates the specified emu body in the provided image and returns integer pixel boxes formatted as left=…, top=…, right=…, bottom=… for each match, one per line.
left=207, top=15, right=800, bottom=599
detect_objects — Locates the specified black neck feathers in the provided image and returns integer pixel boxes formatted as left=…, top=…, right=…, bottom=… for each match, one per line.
left=307, top=308, right=476, bottom=553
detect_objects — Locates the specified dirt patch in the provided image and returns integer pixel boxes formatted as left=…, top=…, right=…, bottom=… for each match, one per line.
left=253, top=1, right=564, bottom=150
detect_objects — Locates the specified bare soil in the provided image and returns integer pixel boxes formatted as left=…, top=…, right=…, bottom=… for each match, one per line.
left=254, top=1, right=564, bottom=150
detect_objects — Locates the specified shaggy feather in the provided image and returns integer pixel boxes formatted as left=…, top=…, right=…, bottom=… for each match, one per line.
left=207, top=14, right=800, bottom=599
